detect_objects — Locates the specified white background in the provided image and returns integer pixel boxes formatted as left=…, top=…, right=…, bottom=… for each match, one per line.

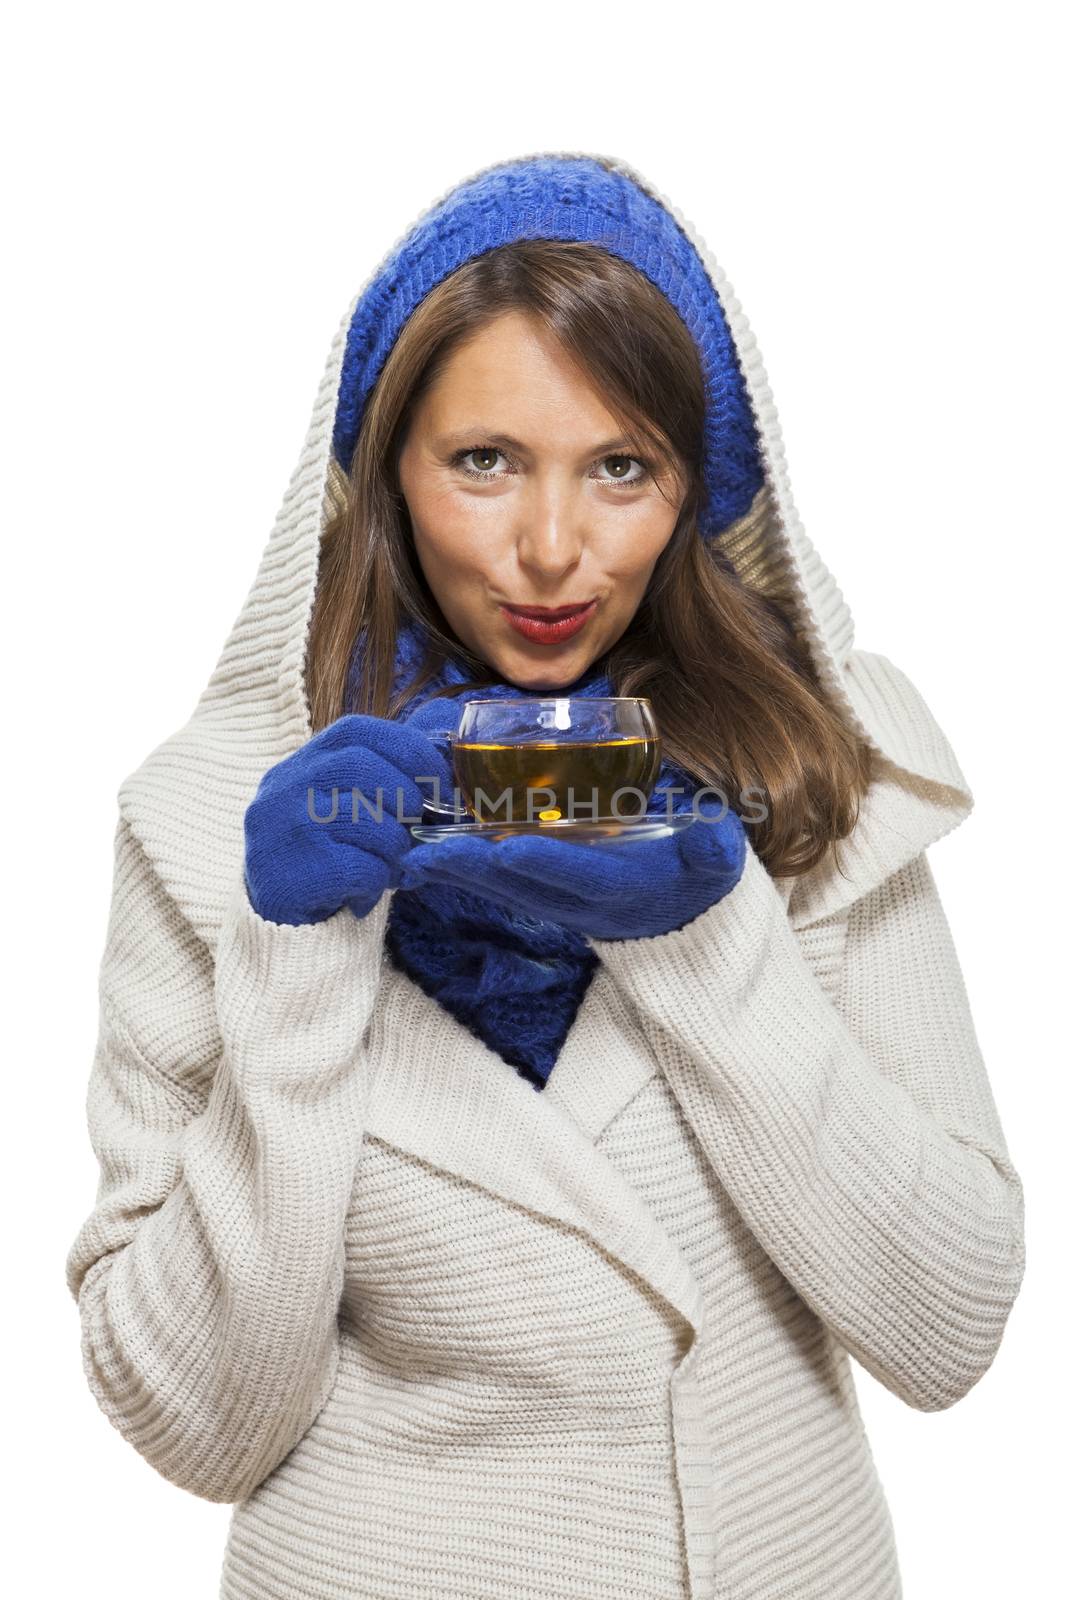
left=5, top=3, right=1061, bottom=1594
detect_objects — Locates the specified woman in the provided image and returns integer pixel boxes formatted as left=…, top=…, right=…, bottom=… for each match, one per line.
left=64, top=152, right=1025, bottom=1599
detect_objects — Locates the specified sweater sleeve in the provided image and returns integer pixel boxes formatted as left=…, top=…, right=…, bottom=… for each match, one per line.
left=587, top=836, right=1026, bottom=1412
left=64, top=810, right=392, bottom=1503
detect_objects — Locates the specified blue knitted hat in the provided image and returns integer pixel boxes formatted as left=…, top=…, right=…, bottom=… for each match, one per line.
left=332, top=153, right=764, bottom=540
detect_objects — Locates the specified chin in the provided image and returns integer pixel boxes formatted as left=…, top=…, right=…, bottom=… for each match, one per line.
left=494, top=652, right=593, bottom=693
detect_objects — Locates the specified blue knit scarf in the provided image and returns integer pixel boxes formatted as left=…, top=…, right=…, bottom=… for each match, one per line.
left=346, top=622, right=699, bottom=1091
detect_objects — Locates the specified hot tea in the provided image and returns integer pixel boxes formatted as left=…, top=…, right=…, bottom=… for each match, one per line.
left=452, top=734, right=660, bottom=823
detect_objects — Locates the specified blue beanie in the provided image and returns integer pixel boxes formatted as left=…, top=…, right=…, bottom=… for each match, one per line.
left=332, top=153, right=763, bottom=540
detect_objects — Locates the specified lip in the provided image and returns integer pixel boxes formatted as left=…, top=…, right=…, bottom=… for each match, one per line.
left=501, top=598, right=598, bottom=643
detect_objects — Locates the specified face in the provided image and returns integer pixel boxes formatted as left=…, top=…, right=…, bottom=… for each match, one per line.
left=395, top=311, right=685, bottom=691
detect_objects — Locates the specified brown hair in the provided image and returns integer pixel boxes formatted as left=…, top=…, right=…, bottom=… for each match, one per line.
left=306, top=239, right=872, bottom=879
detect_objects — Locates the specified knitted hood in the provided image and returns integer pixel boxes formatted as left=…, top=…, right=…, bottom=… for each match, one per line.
left=118, top=149, right=974, bottom=954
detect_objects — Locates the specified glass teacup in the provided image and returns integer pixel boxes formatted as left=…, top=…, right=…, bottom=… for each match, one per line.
left=450, top=697, right=659, bottom=824
left=411, top=696, right=696, bottom=844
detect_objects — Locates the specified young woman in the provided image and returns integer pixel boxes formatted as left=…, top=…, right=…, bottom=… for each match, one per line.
left=65, top=152, right=1025, bottom=1600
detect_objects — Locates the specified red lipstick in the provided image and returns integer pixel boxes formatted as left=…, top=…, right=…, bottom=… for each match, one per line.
left=501, top=599, right=597, bottom=644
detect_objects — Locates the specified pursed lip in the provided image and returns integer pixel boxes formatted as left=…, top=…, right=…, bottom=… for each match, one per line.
left=501, top=600, right=597, bottom=618
left=500, top=598, right=599, bottom=644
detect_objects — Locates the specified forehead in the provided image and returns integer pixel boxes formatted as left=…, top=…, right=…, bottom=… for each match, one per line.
left=418, top=313, right=628, bottom=442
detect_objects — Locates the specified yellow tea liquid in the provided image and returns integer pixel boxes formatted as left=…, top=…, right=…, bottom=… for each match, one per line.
left=452, top=735, right=660, bottom=823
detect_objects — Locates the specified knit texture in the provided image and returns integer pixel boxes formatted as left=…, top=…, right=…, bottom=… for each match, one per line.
left=347, top=618, right=706, bottom=1088
left=242, top=710, right=453, bottom=925
left=64, top=808, right=1025, bottom=1599
left=331, top=154, right=765, bottom=541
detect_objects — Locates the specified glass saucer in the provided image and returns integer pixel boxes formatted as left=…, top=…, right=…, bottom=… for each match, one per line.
left=408, top=814, right=697, bottom=845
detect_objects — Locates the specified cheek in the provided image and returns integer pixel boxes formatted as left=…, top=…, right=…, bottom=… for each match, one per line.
left=410, top=498, right=485, bottom=573
left=593, top=505, right=676, bottom=583
left=410, top=512, right=504, bottom=614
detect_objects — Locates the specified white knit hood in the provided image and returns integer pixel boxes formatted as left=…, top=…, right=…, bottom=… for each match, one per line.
left=118, top=149, right=974, bottom=953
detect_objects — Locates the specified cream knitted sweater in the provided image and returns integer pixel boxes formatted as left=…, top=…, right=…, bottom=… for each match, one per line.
left=64, top=151, right=1026, bottom=1599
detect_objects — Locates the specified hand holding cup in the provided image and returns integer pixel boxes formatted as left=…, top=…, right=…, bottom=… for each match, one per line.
left=243, top=714, right=453, bottom=926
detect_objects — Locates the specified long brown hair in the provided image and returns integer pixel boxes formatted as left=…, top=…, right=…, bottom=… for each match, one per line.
left=306, top=239, right=872, bottom=879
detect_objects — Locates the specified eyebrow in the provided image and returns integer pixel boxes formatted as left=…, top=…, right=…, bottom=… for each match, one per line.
left=435, top=428, right=645, bottom=457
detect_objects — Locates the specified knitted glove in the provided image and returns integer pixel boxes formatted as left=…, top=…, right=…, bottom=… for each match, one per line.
left=244, top=714, right=453, bottom=926
left=399, top=688, right=476, bottom=750
left=396, top=794, right=750, bottom=940
left=398, top=687, right=524, bottom=818
left=397, top=694, right=467, bottom=818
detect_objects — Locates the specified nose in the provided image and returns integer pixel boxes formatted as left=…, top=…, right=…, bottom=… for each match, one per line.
left=513, top=480, right=584, bottom=583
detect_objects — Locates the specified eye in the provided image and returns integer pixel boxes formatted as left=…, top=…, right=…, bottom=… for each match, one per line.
left=594, top=454, right=650, bottom=490
left=452, top=446, right=512, bottom=480
left=451, top=446, right=651, bottom=491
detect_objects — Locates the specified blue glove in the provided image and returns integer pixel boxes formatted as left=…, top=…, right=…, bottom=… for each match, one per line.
left=396, top=794, right=750, bottom=940
left=244, top=713, right=452, bottom=926
left=398, top=688, right=480, bottom=750
left=398, top=687, right=521, bottom=818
